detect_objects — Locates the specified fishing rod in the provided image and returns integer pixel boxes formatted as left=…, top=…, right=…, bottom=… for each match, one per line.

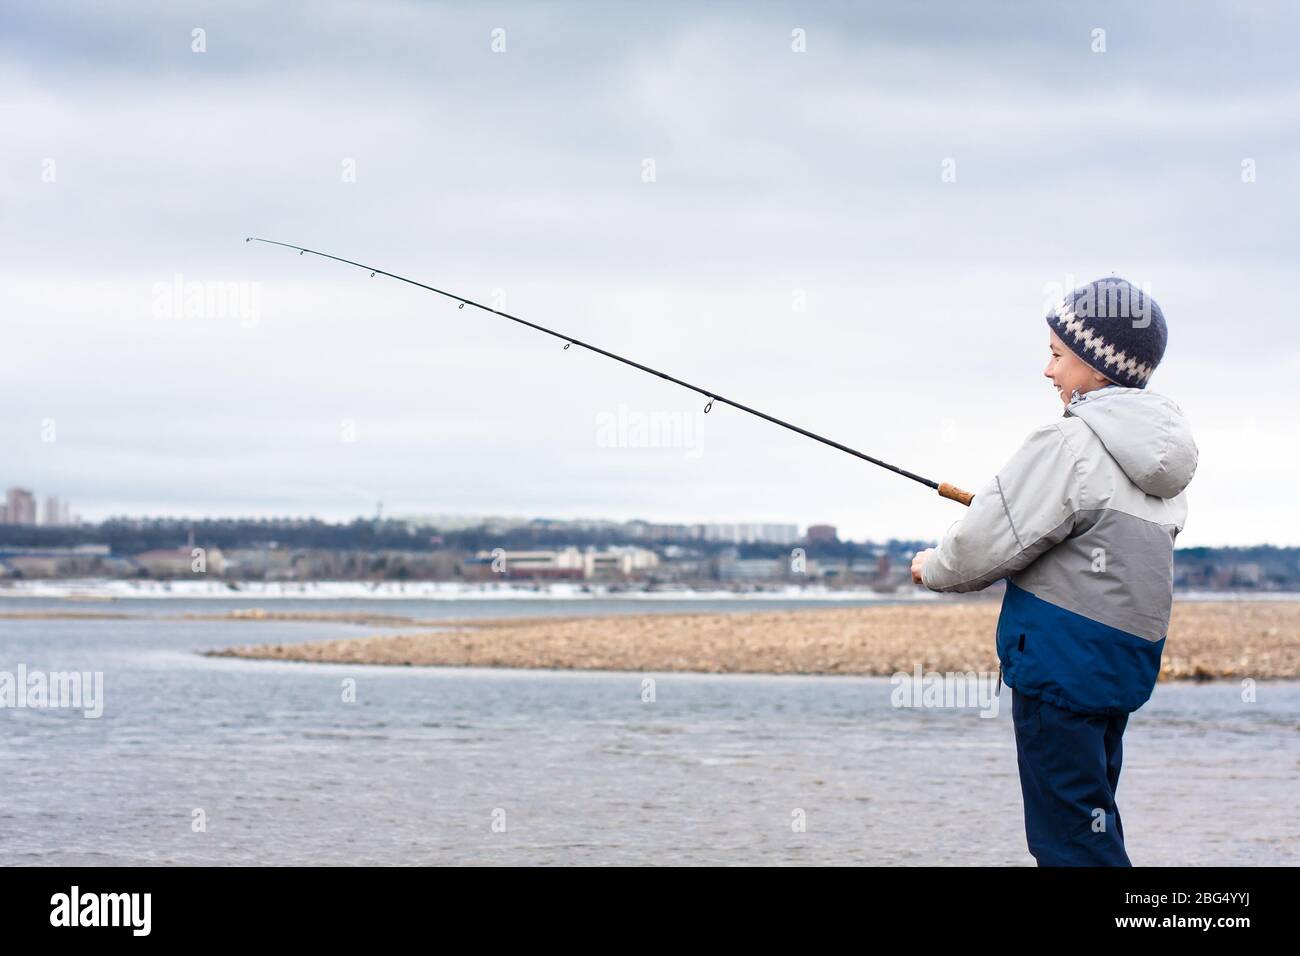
left=246, top=237, right=975, bottom=507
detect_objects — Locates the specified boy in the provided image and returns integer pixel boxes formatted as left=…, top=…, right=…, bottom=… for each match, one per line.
left=909, top=277, right=1197, bottom=866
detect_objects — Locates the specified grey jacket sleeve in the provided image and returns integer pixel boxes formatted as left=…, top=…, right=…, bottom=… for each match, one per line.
left=921, top=423, right=1081, bottom=593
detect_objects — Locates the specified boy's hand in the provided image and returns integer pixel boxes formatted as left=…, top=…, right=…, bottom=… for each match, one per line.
left=910, top=549, right=935, bottom=585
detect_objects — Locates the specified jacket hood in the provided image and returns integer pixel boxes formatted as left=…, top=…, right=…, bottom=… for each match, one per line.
left=1066, top=386, right=1198, bottom=498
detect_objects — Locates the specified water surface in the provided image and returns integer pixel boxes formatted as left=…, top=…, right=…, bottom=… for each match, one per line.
left=1, top=599, right=1294, bottom=865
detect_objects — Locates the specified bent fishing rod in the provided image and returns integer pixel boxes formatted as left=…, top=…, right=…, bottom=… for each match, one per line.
left=246, top=237, right=975, bottom=507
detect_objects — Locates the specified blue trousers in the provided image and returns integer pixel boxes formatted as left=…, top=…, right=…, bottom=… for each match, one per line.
left=1011, top=690, right=1132, bottom=866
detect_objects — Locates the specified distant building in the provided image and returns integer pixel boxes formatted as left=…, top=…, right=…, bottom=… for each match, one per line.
left=466, top=547, right=583, bottom=580
left=3, top=556, right=61, bottom=576
left=806, top=524, right=838, bottom=544
left=466, top=546, right=659, bottom=581
left=221, top=547, right=296, bottom=579
left=134, top=547, right=226, bottom=577
left=0, top=544, right=113, bottom=579
left=4, top=488, right=37, bottom=526
left=584, top=546, right=660, bottom=578
left=759, top=524, right=801, bottom=545
left=718, top=557, right=783, bottom=581
left=41, top=495, right=70, bottom=526
left=699, top=523, right=801, bottom=545
left=397, top=514, right=533, bottom=533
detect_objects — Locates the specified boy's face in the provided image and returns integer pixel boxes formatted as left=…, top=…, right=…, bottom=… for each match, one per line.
left=1044, top=330, right=1110, bottom=405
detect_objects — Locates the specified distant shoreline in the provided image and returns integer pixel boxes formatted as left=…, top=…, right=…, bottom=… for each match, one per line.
left=2, top=579, right=1297, bottom=603
left=0, top=579, right=936, bottom=602
left=201, top=600, right=1300, bottom=681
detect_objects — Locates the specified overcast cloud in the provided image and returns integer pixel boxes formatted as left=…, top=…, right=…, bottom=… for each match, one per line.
left=2, top=1, right=1297, bottom=546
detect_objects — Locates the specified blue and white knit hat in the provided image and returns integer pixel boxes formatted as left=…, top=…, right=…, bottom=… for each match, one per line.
left=1046, top=277, right=1166, bottom=389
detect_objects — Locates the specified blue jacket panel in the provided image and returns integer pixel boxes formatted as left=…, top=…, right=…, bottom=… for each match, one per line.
left=997, top=580, right=1165, bottom=716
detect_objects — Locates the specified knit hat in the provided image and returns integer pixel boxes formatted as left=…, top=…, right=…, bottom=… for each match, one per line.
left=1046, top=277, right=1166, bottom=389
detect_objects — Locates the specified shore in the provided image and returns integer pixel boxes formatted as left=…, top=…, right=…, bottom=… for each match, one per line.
left=205, top=599, right=1300, bottom=680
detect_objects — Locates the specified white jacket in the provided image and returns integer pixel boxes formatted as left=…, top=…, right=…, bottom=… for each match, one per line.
left=922, top=386, right=1198, bottom=714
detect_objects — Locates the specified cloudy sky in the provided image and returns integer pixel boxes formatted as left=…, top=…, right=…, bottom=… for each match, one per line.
left=2, top=1, right=1297, bottom=546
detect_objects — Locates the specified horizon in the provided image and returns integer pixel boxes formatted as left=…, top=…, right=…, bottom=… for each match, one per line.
left=3, top=499, right=1297, bottom=553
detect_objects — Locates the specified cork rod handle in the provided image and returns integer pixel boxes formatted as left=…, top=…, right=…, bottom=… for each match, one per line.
left=938, top=482, right=974, bottom=507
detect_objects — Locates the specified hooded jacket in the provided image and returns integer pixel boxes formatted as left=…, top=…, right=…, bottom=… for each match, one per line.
left=921, top=386, right=1198, bottom=715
